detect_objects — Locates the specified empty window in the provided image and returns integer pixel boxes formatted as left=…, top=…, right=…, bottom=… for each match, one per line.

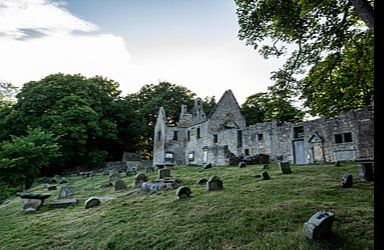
left=335, top=132, right=353, bottom=143
left=213, top=134, right=218, bottom=143
left=244, top=149, right=250, bottom=156
left=294, top=126, right=304, bottom=138
left=173, top=131, right=178, bottom=141
left=258, top=134, right=263, bottom=141
left=237, top=130, right=243, bottom=148
left=157, top=131, right=161, bottom=141
left=197, top=127, right=201, bottom=139
left=187, top=131, right=191, bottom=141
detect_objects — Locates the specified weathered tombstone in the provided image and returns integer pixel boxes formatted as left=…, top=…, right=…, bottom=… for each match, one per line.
left=59, top=185, right=75, bottom=198
left=133, top=173, right=149, bottom=188
left=59, top=177, right=68, bottom=184
left=84, top=197, right=101, bottom=209
left=48, top=177, right=57, bottom=184
left=304, top=211, right=335, bottom=240
left=262, top=164, right=269, bottom=170
left=238, top=162, right=246, bottom=168
left=340, top=173, right=353, bottom=188
left=100, top=180, right=113, bottom=188
left=47, top=185, right=57, bottom=191
left=356, top=159, right=374, bottom=182
left=334, top=161, right=341, bottom=167
left=103, top=170, right=110, bottom=176
left=109, top=169, right=120, bottom=181
left=176, top=186, right=192, bottom=199
left=206, top=176, right=223, bottom=191
left=114, top=180, right=128, bottom=191
left=140, top=181, right=173, bottom=193
left=17, top=193, right=51, bottom=211
left=51, top=198, right=77, bottom=208
left=279, top=162, right=291, bottom=174
left=197, top=178, right=208, bottom=185
left=203, top=163, right=212, bottom=169
left=261, top=171, right=270, bottom=180
left=158, top=168, right=171, bottom=179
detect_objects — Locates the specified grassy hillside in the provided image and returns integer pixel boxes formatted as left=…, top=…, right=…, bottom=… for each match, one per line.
left=0, top=163, right=374, bottom=249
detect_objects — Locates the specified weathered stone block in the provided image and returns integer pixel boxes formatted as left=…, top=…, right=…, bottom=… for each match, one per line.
left=158, top=168, right=171, bottom=179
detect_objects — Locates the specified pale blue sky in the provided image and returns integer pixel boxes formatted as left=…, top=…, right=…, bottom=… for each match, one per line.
left=0, top=0, right=288, bottom=104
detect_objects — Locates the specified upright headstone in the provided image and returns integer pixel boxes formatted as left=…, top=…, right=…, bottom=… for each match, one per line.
left=176, top=186, right=192, bottom=199
left=280, top=162, right=291, bottom=174
left=304, top=211, right=335, bottom=240
left=158, top=168, right=171, bottom=179
left=100, top=180, right=113, bottom=188
left=59, top=185, right=75, bottom=198
left=238, top=162, right=246, bottom=168
left=133, top=173, right=149, bottom=188
left=197, top=178, right=208, bottom=185
left=206, top=176, right=223, bottom=191
left=358, top=162, right=374, bottom=182
left=203, top=163, right=212, bottom=169
left=109, top=169, right=120, bottom=181
left=340, top=173, right=353, bottom=188
left=114, top=180, right=128, bottom=191
left=84, top=197, right=101, bottom=209
left=334, top=161, right=341, bottom=167
left=261, top=171, right=270, bottom=180
left=262, top=164, right=269, bottom=170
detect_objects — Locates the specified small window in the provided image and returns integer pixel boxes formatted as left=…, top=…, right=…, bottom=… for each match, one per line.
left=244, top=149, right=250, bottom=156
left=258, top=134, right=263, bottom=141
left=157, top=131, right=161, bottom=141
left=197, top=127, right=201, bottom=139
left=187, top=131, right=191, bottom=141
left=173, top=131, right=178, bottom=141
left=335, top=132, right=353, bottom=143
left=344, top=132, right=352, bottom=142
left=165, top=152, right=174, bottom=162
left=335, top=134, right=343, bottom=143
left=294, top=126, right=304, bottom=138
left=237, top=130, right=243, bottom=148
left=188, top=152, right=194, bottom=161
left=213, top=134, right=218, bottom=143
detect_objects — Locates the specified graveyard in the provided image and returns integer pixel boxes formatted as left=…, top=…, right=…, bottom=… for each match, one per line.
left=0, top=162, right=373, bottom=249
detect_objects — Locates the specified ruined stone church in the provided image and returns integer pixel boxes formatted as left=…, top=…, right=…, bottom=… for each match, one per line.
left=153, top=90, right=374, bottom=166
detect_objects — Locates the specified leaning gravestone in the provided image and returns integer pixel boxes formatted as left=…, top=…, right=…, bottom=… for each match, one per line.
left=261, top=171, right=270, bottom=180
left=206, top=176, right=223, bottom=191
left=84, top=197, right=101, bottom=209
left=176, top=186, right=192, bottom=199
left=340, top=173, right=353, bottom=188
left=203, top=163, right=212, bottom=169
left=280, top=162, right=291, bottom=174
left=197, top=178, right=208, bottom=185
left=59, top=185, right=75, bottom=198
left=114, top=180, right=128, bottom=191
left=51, top=198, right=77, bottom=208
left=100, top=180, right=113, bottom=188
left=304, top=211, right=335, bottom=240
left=158, top=168, right=171, bottom=179
left=109, top=169, right=120, bottom=181
left=133, top=173, right=149, bottom=188
left=238, top=162, right=246, bottom=168
left=262, top=164, right=269, bottom=169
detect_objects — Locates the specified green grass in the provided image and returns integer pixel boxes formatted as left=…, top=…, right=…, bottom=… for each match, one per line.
left=0, top=163, right=374, bottom=250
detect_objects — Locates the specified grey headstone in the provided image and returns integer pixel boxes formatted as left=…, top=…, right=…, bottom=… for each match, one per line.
left=334, top=161, right=341, bottom=167
left=103, top=170, right=110, bottom=176
left=279, top=162, right=291, bottom=174
left=59, top=185, right=75, bottom=198
left=21, top=198, right=42, bottom=211
left=140, top=181, right=173, bottom=193
left=304, top=211, right=335, bottom=240
left=109, top=169, right=120, bottom=181
left=238, top=162, right=246, bottom=168
left=197, top=178, right=208, bottom=185
left=206, top=176, right=223, bottom=191
left=358, top=163, right=374, bottom=182
left=84, top=197, right=101, bottom=209
left=176, top=186, right=192, bottom=199
left=100, top=180, right=113, bottom=188
left=133, top=173, right=149, bottom=188
left=261, top=171, right=270, bottom=180
left=114, top=180, right=128, bottom=191
left=340, top=172, right=353, bottom=188
left=158, top=168, right=171, bottom=179
left=262, top=164, right=269, bottom=169
left=51, top=198, right=77, bottom=208
left=203, top=163, right=212, bottom=169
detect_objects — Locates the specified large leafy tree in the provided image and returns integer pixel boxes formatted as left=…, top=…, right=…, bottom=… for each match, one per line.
left=234, top=0, right=374, bottom=117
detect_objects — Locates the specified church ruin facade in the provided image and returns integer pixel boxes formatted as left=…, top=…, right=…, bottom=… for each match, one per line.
left=153, top=90, right=374, bottom=166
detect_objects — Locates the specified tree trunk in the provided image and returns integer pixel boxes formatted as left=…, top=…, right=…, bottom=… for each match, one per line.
left=349, top=0, right=374, bottom=31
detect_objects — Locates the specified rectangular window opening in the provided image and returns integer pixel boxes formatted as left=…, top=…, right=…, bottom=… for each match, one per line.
left=237, top=130, right=243, bottom=148
left=213, top=134, right=218, bottom=143
left=173, top=131, right=178, bottom=141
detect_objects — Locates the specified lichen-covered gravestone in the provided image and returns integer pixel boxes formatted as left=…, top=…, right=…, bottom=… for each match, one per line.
left=238, top=162, right=246, bottom=168
left=206, top=176, right=223, bottom=191
left=84, top=197, right=101, bottom=209
left=340, top=173, right=353, bottom=188
left=279, top=162, right=291, bottom=174
left=158, top=168, right=171, bottom=179
left=176, top=186, right=192, bottom=199
left=133, top=173, right=149, bottom=188
left=203, top=163, right=212, bottom=169
left=261, top=171, right=270, bottom=180
left=114, top=180, right=128, bottom=191
left=304, top=211, right=335, bottom=240
left=197, top=178, right=208, bottom=185
left=109, top=169, right=120, bottom=181
left=59, top=185, right=75, bottom=198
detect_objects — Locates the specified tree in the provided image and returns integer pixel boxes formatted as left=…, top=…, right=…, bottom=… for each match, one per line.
left=234, top=0, right=374, bottom=116
left=241, top=91, right=304, bottom=124
left=0, top=127, right=60, bottom=189
left=0, top=82, right=17, bottom=107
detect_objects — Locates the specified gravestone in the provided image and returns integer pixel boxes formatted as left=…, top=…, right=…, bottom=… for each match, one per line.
left=114, top=180, right=128, bottom=191
left=133, top=173, right=149, bottom=188
left=203, top=163, right=212, bottom=169
left=103, top=170, right=110, bottom=176
left=140, top=180, right=173, bottom=193
left=261, top=171, right=270, bottom=180
left=304, top=211, right=335, bottom=240
left=356, top=159, right=374, bottom=182
left=197, top=178, right=208, bottom=185
left=17, top=193, right=51, bottom=211
left=59, top=178, right=68, bottom=184
left=340, top=173, right=353, bottom=188
left=158, top=168, right=171, bottom=179
left=262, top=164, right=269, bottom=170
left=51, top=198, right=77, bottom=208
left=334, top=161, right=341, bottom=167
left=48, top=178, right=57, bottom=184
left=176, top=186, right=192, bottom=199
left=109, top=169, right=120, bottom=181
left=206, top=176, right=223, bottom=191
left=279, top=162, right=291, bottom=174
left=84, top=197, right=101, bottom=209
left=59, top=185, right=75, bottom=198
left=238, top=162, right=246, bottom=168
left=100, top=180, right=113, bottom=188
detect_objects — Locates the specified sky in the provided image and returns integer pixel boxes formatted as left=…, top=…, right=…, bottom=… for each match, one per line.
left=0, top=0, right=288, bottom=105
